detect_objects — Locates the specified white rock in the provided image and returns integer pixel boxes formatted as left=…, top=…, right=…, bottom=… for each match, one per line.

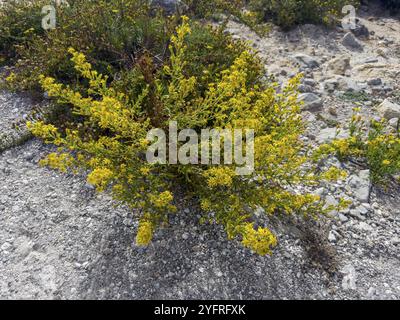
left=326, top=56, right=351, bottom=75
left=328, top=231, right=337, bottom=242
left=378, top=99, right=400, bottom=120
left=316, top=127, right=350, bottom=144
left=391, top=237, right=400, bottom=246
left=355, top=221, right=373, bottom=232
left=341, top=264, right=357, bottom=290
left=313, top=187, right=325, bottom=196
left=341, top=32, right=363, bottom=51
left=349, top=209, right=365, bottom=220
left=348, top=170, right=371, bottom=203
left=323, top=76, right=362, bottom=94
left=298, top=93, right=323, bottom=112
left=388, top=118, right=399, bottom=128
left=357, top=205, right=368, bottom=215
left=182, top=233, right=189, bottom=240
left=338, top=213, right=349, bottom=222
left=293, top=53, right=320, bottom=69
left=0, top=242, right=12, bottom=251
left=367, top=287, right=376, bottom=298
left=303, top=78, right=316, bottom=86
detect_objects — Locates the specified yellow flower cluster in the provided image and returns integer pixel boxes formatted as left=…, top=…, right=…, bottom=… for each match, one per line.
left=39, top=152, right=74, bottom=173
left=149, top=191, right=174, bottom=210
left=241, top=223, right=278, bottom=256
left=136, top=220, right=154, bottom=246
left=87, top=168, right=114, bottom=192
left=204, top=167, right=236, bottom=188
left=319, top=112, right=400, bottom=185
left=5, top=72, right=16, bottom=83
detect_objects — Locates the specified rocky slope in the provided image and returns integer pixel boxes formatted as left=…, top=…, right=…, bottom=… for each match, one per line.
left=0, top=3, right=399, bottom=299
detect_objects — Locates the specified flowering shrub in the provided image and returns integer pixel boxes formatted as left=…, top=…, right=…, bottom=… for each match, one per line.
left=2, top=0, right=256, bottom=97
left=180, top=0, right=361, bottom=31
left=316, top=110, right=400, bottom=185
left=248, top=0, right=360, bottom=29
left=2, top=0, right=172, bottom=91
left=28, top=18, right=347, bottom=255
left=0, top=0, right=48, bottom=60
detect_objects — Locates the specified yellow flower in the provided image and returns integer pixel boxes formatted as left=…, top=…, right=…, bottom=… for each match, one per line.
left=200, top=199, right=212, bottom=211
left=87, top=167, right=113, bottom=191
left=136, top=220, right=154, bottom=246
left=39, top=153, right=73, bottom=173
left=149, top=191, right=174, bottom=209
left=241, top=223, right=277, bottom=256
left=204, top=167, right=236, bottom=188
left=140, top=167, right=150, bottom=175
left=5, top=72, right=16, bottom=83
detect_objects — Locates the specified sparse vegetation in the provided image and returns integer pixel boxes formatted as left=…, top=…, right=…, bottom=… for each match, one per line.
left=317, top=110, right=400, bottom=185
left=248, top=0, right=360, bottom=29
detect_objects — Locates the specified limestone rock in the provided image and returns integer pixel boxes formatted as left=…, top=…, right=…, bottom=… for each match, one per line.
left=378, top=99, right=400, bottom=120
left=316, top=127, right=350, bottom=144
left=348, top=170, right=371, bottom=203
left=293, top=53, right=320, bottom=69
left=298, top=93, right=323, bottom=112
left=342, top=32, right=363, bottom=51
left=326, top=56, right=351, bottom=75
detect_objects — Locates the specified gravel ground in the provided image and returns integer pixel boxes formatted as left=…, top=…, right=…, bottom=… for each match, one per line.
left=0, top=139, right=399, bottom=300
left=0, top=140, right=329, bottom=300
left=0, top=1, right=399, bottom=300
left=0, top=90, right=51, bottom=152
